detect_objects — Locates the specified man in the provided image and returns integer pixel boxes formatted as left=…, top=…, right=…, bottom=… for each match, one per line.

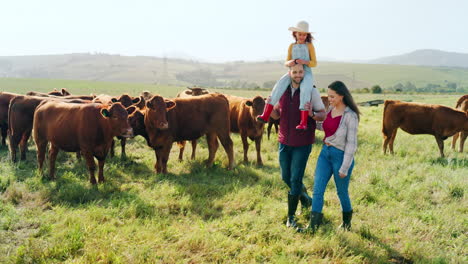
left=270, top=63, right=326, bottom=228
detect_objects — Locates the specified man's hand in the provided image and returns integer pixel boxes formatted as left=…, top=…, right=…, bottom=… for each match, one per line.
left=304, top=102, right=317, bottom=118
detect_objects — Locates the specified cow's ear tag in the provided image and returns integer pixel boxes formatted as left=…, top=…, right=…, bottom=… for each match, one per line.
left=101, top=109, right=110, bottom=117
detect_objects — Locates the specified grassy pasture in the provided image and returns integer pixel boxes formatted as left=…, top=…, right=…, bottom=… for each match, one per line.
left=0, top=78, right=466, bottom=263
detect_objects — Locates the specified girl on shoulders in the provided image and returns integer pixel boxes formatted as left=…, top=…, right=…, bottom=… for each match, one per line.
left=257, top=20, right=317, bottom=130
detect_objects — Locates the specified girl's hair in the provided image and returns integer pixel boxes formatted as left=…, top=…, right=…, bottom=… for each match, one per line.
left=292, top=32, right=314, bottom=43
left=328, top=81, right=361, bottom=120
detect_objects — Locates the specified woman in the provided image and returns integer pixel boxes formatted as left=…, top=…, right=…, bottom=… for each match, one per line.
left=301, top=80, right=360, bottom=233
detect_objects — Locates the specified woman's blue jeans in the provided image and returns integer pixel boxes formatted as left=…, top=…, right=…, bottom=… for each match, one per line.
left=279, top=143, right=312, bottom=196
left=312, top=145, right=354, bottom=213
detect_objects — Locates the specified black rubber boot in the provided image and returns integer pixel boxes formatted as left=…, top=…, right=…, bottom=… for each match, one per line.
left=299, top=185, right=312, bottom=210
left=286, top=193, right=300, bottom=228
left=340, top=210, right=353, bottom=231
left=298, top=211, right=323, bottom=233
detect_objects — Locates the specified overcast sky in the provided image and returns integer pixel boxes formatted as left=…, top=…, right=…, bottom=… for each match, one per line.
left=1, top=0, right=467, bottom=62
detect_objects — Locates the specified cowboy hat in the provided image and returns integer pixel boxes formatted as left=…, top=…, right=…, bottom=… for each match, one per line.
left=288, top=21, right=310, bottom=33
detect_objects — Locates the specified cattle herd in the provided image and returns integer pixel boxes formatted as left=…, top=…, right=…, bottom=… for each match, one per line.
left=0, top=87, right=466, bottom=185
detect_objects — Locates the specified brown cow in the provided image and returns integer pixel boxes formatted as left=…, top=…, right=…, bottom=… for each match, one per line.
left=91, top=94, right=144, bottom=158
left=0, top=92, right=20, bottom=147
left=108, top=94, right=145, bottom=158
left=127, top=106, right=149, bottom=143
left=8, top=95, right=89, bottom=162
left=175, top=87, right=210, bottom=161
left=451, top=95, right=468, bottom=152
left=267, top=117, right=280, bottom=140
left=226, top=95, right=265, bottom=165
left=321, top=95, right=330, bottom=110
left=1, top=92, right=92, bottom=152
left=176, top=87, right=210, bottom=97
left=141, top=91, right=154, bottom=101
left=382, top=100, right=468, bottom=157
left=26, top=88, right=71, bottom=97
left=62, top=94, right=96, bottom=101
left=144, top=94, right=234, bottom=173
left=92, top=94, right=117, bottom=105
left=33, top=102, right=133, bottom=184
left=116, top=94, right=144, bottom=108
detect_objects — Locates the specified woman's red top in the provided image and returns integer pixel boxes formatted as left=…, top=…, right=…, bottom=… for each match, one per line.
left=323, top=111, right=342, bottom=140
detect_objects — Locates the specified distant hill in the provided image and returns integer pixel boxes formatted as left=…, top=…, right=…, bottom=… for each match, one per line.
left=370, top=49, right=468, bottom=68
left=0, top=52, right=468, bottom=90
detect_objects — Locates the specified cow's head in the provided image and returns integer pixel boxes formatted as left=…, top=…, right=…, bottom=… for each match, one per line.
left=141, top=90, right=154, bottom=101
left=61, top=88, right=71, bottom=96
left=117, top=94, right=134, bottom=107
left=246, top=96, right=266, bottom=122
left=145, top=95, right=176, bottom=130
left=126, top=106, right=147, bottom=137
left=48, top=89, right=62, bottom=96
left=321, top=96, right=330, bottom=111
left=134, top=96, right=145, bottom=109
left=116, top=94, right=142, bottom=108
left=101, top=102, right=133, bottom=138
left=188, top=87, right=207, bottom=96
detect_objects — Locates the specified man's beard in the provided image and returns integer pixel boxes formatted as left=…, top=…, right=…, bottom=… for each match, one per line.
left=292, top=77, right=302, bottom=85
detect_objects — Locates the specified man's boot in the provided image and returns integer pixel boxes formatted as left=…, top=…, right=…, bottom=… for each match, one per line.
left=297, top=211, right=323, bottom=233
left=295, top=110, right=309, bottom=130
left=340, top=210, right=353, bottom=231
left=286, top=193, right=300, bottom=228
left=257, top=104, right=274, bottom=123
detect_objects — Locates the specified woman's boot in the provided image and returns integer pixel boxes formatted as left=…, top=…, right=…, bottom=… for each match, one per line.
left=340, top=210, right=353, bottom=231
left=297, top=211, right=323, bottom=233
left=286, top=193, right=300, bottom=228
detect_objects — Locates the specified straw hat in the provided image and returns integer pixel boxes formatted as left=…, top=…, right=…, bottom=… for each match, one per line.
left=288, top=21, right=310, bottom=33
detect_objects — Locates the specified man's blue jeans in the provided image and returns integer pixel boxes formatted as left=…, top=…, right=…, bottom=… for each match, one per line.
left=279, top=143, right=312, bottom=196
left=312, top=145, right=354, bottom=213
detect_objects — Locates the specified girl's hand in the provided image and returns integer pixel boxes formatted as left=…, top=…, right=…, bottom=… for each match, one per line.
left=297, top=59, right=309, bottom=65
left=304, top=102, right=316, bottom=117
left=288, top=60, right=296, bottom=67
left=339, top=172, right=347, bottom=178
left=304, top=101, right=312, bottom=111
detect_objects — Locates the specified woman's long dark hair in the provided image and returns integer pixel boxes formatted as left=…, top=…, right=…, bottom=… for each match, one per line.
left=328, top=81, right=361, bottom=121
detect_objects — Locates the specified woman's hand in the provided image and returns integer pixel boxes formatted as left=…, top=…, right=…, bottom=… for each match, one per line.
left=339, top=172, right=347, bottom=178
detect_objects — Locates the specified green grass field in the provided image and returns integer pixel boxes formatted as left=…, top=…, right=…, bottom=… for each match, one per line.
left=0, top=79, right=466, bottom=263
